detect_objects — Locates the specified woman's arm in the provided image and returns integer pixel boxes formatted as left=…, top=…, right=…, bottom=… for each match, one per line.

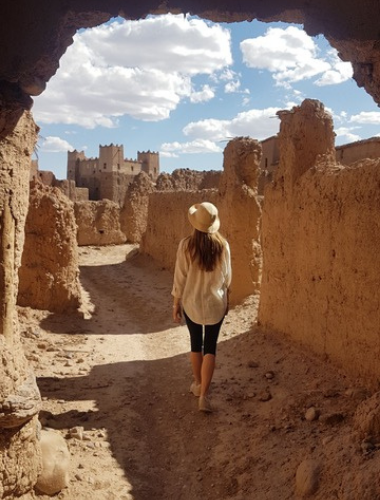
left=171, top=240, right=188, bottom=323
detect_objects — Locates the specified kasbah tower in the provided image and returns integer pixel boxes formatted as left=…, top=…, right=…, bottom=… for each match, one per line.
left=67, top=143, right=159, bottom=205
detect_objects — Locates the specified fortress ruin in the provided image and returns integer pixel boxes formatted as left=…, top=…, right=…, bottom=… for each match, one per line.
left=2, top=0, right=380, bottom=498
left=67, top=144, right=159, bottom=205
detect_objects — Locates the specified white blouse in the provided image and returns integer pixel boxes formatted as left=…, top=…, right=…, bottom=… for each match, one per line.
left=172, top=238, right=232, bottom=325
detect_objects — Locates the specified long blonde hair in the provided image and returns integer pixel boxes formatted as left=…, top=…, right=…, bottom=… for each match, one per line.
left=185, top=229, right=226, bottom=272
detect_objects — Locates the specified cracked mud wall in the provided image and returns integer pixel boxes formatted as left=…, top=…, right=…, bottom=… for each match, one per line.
left=218, top=137, right=262, bottom=303
left=140, top=189, right=220, bottom=272
left=258, top=99, right=380, bottom=387
left=141, top=137, right=263, bottom=304
left=0, top=110, right=42, bottom=497
left=120, top=172, right=155, bottom=243
left=18, top=182, right=82, bottom=314
left=75, top=200, right=126, bottom=246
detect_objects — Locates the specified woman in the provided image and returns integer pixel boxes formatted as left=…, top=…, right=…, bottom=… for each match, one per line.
left=172, top=202, right=232, bottom=412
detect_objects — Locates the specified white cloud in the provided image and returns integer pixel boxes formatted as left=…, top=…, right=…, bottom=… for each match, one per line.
left=349, top=111, right=380, bottom=124
left=183, top=107, right=280, bottom=142
left=335, top=127, right=362, bottom=143
left=39, top=136, right=74, bottom=152
left=33, top=14, right=232, bottom=127
left=190, top=85, right=215, bottom=103
left=240, top=26, right=351, bottom=87
left=315, top=49, right=353, bottom=86
left=224, top=80, right=250, bottom=94
left=183, top=118, right=230, bottom=142
left=161, top=139, right=223, bottom=154
left=160, top=151, right=179, bottom=158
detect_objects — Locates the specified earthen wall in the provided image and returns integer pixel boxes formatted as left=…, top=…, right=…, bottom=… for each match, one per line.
left=141, top=137, right=263, bottom=304
left=141, top=190, right=220, bottom=272
left=336, top=138, right=380, bottom=165
left=258, top=100, right=380, bottom=387
left=74, top=200, right=126, bottom=246
left=99, top=171, right=134, bottom=206
left=0, top=111, right=42, bottom=498
left=18, top=182, right=82, bottom=313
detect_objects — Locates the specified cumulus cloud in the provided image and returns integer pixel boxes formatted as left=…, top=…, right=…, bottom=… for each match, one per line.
left=39, top=136, right=74, bottom=152
left=190, top=85, right=215, bottom=103
left=183, top=107, right=280, bottom=142
left=315, top=49, right=353, bottom=86
left=240, top=26, right=351, bottom=87
left=224, top=80, right=250, bottom=94
left=161, top=139, right=222, bottom=154
left=160, top=151, right=179, bottom=158
left=161, top=106, right=281, bottom=156
left=335, top=127, right=362, bottom=143
left=349, top=111, right=380, bottom=124
left=33, top=14, right=232, bottom=127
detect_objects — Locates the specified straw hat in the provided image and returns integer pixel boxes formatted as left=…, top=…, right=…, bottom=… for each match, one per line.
left=188, top=202, right=220, bottom=234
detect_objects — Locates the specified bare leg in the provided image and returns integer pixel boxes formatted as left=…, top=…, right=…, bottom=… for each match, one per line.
left=200, top=354, right=215, bottom=397
left=190, top=352, right=202, bottom=385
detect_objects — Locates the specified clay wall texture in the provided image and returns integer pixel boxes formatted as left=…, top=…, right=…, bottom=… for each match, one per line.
left=18, top=182, right=82, bottom=313
left=336, top=138, right=380, bottom=165
left=141, top=189, right=220, bottom=273
left=2, top=1, right=380, bottom=497
left=141, top=137, right=263, bottom=304
left=0, top=111, right=41, bottom=497
left=258, top=100, right=380, bottom=386
left=100, top=171, right=135, bottom=206
left=156, top=169, right=221, bottom=191
left=120, top=172, right=155, bottom=243
left=74, top=200, right=126, bottom=246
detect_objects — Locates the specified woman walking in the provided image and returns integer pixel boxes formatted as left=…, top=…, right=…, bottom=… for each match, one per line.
left=172, top=202, right=232, bottom=412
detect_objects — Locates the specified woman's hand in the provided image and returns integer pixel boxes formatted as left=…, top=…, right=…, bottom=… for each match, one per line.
left=172, top=303, right=182, bottom=324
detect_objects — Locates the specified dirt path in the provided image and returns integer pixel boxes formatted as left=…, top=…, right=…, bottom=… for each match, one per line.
left=19, top=244, right=380, bottom=500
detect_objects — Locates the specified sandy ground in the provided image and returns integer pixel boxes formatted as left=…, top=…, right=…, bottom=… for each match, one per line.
left=18, top=244, right=380, bottom=500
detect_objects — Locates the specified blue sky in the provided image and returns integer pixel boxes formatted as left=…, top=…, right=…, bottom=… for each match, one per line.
left=32, top=14, right=380, bottom=180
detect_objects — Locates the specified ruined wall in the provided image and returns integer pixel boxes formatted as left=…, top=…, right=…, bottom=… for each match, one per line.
left=336, top=138, right=380, bottom=165
left=55, top=179, right=89, bottom=202
left=140, top=189, right=220, bottom=272
left=74, top=200, right=126, bottom=246
left=18, top=182, right=82, bottom=313
left=2, top=2, right=380, bottom=498
left=219, top=137, right=263, bottom=302
left=120, top=172, right=155, bottom=243
left=99, top=171, right=134, bottom=206
left=258, top=99, right=380, bottom=387
left=0, top=111, right=42, bottom=497
left=141, top=138, right=263, bottom=304
left=156, top=168, right=221, bottom=191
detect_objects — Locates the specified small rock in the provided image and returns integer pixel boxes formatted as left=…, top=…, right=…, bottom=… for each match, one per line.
left=259, top=389, right=272, bottom=402
left=68, top=426, right=84, bottom=440
left=295, top=459, right=321, bottom=496
left=305, top=407, right=319, bottom=422
left=265, top=371, right=275, bottom=380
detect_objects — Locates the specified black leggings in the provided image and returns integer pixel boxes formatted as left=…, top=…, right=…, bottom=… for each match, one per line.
left=184, top=311, right=224, bottom=356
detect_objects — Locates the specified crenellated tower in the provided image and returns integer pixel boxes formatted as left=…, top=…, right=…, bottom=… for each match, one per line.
left=137, top=150, right=160, bottom=180
left=67, top=150, right=86, bottom=182
left=99, top=144, right=124, bottom=172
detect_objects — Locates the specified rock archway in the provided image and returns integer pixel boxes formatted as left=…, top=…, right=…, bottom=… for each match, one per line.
left=1, top=1, right=380, bottom=497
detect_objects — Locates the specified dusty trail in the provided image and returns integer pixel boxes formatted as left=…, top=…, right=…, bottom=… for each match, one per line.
left=19, top=244, right=374, bottom=500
